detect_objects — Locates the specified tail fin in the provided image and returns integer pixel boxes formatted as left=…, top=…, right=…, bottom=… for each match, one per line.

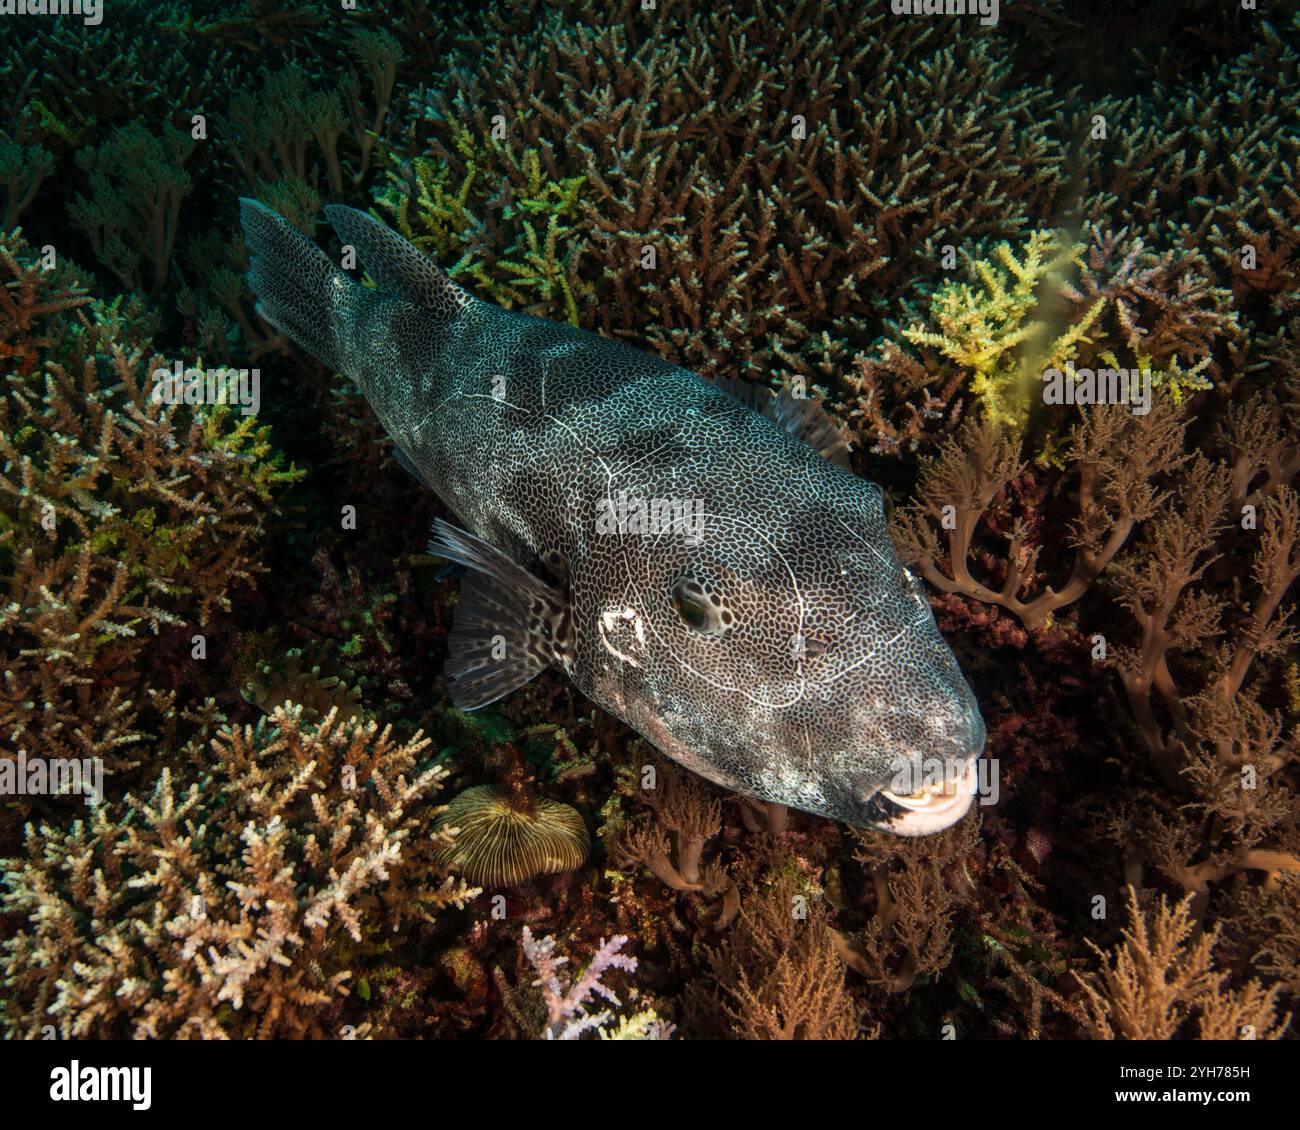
left=239, top=198, right=349, bottom=371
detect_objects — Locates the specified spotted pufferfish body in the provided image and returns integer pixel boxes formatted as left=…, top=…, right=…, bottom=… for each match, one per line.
left=241, top=199, right=986, bottom=833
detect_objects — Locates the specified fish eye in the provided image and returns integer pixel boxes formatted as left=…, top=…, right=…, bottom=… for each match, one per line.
left=669, top=574, right=730, bottom=638
left=675, top=589, right=708, bottom=629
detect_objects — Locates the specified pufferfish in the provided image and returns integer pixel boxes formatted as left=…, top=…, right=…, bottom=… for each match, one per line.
left=240, top=199, right=986, bottom=834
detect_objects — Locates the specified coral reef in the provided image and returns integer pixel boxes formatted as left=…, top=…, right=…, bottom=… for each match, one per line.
left=1079, top=887, right=1289, bottom=1040
left=690, top=871, right=862, bottom=1040
left=0, top=234, right=298, bottom=779
left=70, top=122, right=195, bottom=295
left=518, top=926, right=668, bottom=1039
left=892, top=403, right=1189, bottom=631
left=610, top=756, right=723, bottom=892
left=0, top=138, right=52, bottom=234
left=0, top=707, right=476, bottom=1039
left=377, top=0, right=1070, bottom=393
left=0, top=0, right=1295, bottom=1044
left=837, top=816, right=981, bottom=994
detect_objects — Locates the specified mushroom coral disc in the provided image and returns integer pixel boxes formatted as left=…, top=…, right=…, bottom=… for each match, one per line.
left=433, top=784, right=590, bottom=886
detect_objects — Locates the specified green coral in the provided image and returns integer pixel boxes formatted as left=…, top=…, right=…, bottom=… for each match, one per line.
left=890, top=227, right=1228, bottom=439
left=200, top=402, right=306, bottom=502
left=0, top=137, right=54, bottom=233
left=69, top=121, right=195, bottom=295
left=901, top=232, right=1104, bottom=432
left=378, top=122, right=589, bottom=324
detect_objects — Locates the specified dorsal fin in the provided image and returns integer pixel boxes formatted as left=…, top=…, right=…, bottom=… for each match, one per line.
left=713, top=377, right=853, bottom=469
left=324, top=204, right=474, bottom=317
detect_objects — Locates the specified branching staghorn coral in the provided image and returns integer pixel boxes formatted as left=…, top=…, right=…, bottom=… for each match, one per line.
left=0, top=234, right=299, bottom=774
left=0, top=6, right=246, bottom=160
left=378, top=0, right=1069, bottom=394
left=0, top=234, right=92, bottom=370
left=0, top=706, right=477, bottom=1039
left=849, top=226, right=1241, bottom=456
left=892, top=232, right=1102, bottom=433
left=289, top=546, right=441, bottom=722
left=1066, top=15, right=1299, bottom=324
left=1078, top=887, right=1290, bottom=1040
left=381, top=130, right=590, bottom=321
left=1066, top=230, right=1241, bottom=397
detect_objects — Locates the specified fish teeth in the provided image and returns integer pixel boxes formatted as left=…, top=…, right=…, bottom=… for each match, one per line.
left=881, top=765, right=969, bottom=808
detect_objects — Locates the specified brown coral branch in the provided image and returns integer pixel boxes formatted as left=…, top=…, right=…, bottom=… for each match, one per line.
left=1079, top=887, right=1290, bottom=1040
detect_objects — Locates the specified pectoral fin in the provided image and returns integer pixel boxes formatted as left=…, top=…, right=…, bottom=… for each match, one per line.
left=427, top=519, right=572, bottom=709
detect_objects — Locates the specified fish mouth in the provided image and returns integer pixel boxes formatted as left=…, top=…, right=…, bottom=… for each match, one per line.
left=862, top=756, right=980, bottom=836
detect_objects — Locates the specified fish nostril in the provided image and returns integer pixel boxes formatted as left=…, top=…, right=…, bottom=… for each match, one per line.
left=800, top=636, right=829, bottom=661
